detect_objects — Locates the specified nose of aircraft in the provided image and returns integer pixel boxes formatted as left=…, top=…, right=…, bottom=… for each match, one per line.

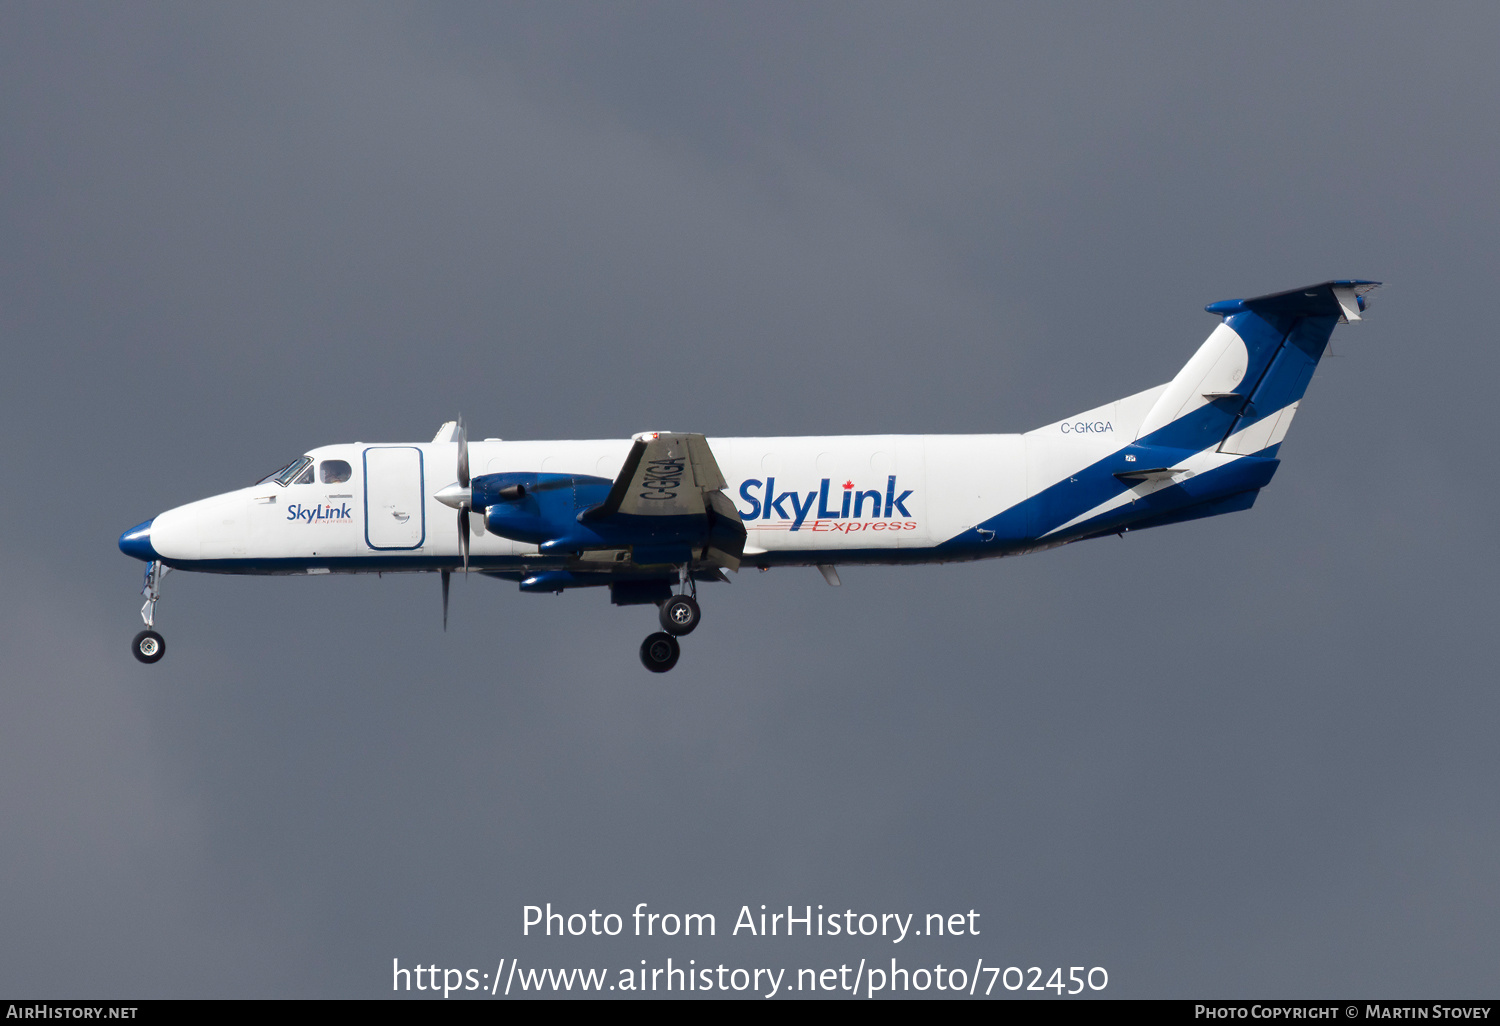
left=118, top=519, right=159, bottom=561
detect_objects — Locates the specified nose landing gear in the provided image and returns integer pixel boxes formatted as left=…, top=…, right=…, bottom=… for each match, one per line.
left=131, top=561, right=168, bottom=664
left=132, top=629, right=165, bottom=664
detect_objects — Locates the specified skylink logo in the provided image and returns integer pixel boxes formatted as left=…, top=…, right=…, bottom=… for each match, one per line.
left=737, top=476, right=914, bottom=531
left=287, top=502, right=353, bottom=523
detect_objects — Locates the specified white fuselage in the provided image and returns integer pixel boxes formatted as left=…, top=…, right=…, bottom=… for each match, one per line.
left=142, top=380, right=1278, bottom=575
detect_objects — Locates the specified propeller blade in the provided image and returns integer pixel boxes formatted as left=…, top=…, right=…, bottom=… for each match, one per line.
left=458, top=509, right=470, bottom=572
left=456, top=415, right=469, bottom=489
left=441, top=569, right=450, bottom=631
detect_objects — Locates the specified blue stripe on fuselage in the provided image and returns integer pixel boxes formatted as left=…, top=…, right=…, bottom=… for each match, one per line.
left=938, top=447, right=1281, bottom=556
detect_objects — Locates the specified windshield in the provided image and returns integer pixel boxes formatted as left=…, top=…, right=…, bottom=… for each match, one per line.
left=256, top=456, right=313, bottom=487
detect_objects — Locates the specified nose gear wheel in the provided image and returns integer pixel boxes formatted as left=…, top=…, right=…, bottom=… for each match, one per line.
left=132, top=629, right=165, bottom=664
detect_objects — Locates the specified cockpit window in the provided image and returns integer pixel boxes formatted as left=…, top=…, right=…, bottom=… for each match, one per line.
left=320, top=459, right=352, bottom=484
left=292, top=462, right=314, bottom=485
left=257, top=456, right=314, bottom=487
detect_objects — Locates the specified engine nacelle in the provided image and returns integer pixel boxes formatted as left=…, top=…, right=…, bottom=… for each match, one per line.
left=475, top=471, right=612, bottom=544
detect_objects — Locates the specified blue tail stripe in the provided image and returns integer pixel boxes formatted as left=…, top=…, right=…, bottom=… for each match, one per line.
left=943, top=446, right=1277, bottom=552
left=1140, top=304, right=1341, bottom=453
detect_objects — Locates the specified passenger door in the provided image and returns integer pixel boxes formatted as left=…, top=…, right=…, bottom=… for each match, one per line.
left=364, top=447, right=426, bottom=550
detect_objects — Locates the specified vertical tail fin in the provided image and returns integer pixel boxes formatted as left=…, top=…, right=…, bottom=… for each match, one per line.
left=1135, top=280, right=1380, bottom=457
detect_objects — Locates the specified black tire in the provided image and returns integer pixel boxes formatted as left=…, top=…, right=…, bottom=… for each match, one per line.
left=659, top=594, right=701, bottom=636
left=639, top=631, right=680, bottom=673
left=132, top=629, right=165, bottom=664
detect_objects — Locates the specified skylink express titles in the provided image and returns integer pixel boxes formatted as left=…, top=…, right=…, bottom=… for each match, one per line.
left=737, top=476, right=914, bottom=530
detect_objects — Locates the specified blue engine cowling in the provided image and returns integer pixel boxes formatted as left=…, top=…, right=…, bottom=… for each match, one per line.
left=474, top=472, right=612, bottom=545
left=475, top=469, right=744, bottom=567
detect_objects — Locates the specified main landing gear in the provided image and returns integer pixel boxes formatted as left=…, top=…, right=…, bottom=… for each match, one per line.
left=638, top=565, right=700, bottom=673
left=659, top=594, right=700, bottom=635
left=132, top=561, right=168, bottom=664
left=639, top=632, right=680, bottom=673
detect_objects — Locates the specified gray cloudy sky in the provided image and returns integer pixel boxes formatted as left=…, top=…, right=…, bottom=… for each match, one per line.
left=2, top=1, right=1498, bottom=999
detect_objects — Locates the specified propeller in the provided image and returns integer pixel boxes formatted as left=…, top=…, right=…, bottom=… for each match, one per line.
left=435, top=416, right=472, bottom=631
left=456, top=415, right=470, bottom=573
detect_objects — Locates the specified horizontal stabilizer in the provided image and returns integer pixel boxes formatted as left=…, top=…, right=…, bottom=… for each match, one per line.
left=1204, top=280, right=1381, bottom=322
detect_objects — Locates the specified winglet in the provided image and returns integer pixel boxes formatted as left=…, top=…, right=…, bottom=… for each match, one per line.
left=1331, top=285, right=1365, bottom=322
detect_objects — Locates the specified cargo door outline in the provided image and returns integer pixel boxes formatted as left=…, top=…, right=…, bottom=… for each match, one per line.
left=363, top=447, right=426, bottom=550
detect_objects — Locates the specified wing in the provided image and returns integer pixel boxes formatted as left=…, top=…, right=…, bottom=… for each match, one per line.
left=585, top=432, right=726, bottom=520
left=580, top=432, right=744, bottom=568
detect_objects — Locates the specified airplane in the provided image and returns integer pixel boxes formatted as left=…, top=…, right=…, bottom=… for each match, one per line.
left=118, top=279, right=1379, bottom=672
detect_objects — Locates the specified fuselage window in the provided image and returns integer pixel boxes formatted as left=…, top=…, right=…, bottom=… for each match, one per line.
left=320, top=459, right=352, bottom=484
